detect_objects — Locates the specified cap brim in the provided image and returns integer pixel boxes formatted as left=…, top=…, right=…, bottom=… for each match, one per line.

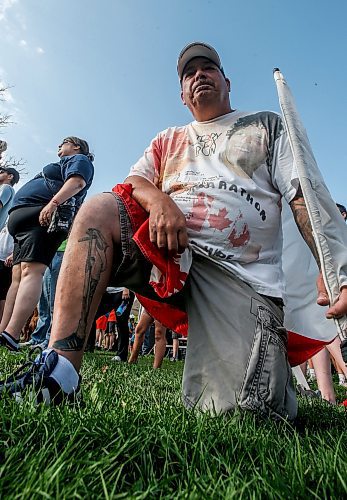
left=177, top=43, right=221, bottom=80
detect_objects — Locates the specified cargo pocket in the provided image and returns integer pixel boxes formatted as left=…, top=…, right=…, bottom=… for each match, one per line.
left=238, top=301, right=297, bottom=420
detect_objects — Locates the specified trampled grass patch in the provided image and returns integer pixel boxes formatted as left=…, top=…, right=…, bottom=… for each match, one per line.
left=0, top=351, right=346, bottom=499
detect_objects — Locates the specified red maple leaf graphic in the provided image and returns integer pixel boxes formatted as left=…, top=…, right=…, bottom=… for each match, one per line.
left=208, top=208, right=232, bottom=231
left=186, top=192, right=209, bottom=232
left=228, top=224, right=250, bottom=247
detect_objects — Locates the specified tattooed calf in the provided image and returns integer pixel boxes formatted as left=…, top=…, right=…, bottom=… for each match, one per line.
left=52, top=228, right=109, bottom=351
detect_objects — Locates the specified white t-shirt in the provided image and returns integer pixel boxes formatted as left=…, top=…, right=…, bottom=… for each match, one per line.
left=0, top=224, right=13, bottom=261
left=129, top=111, right=298, bottom=297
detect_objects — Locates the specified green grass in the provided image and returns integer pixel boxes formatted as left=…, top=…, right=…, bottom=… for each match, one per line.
left=0, top=351, right=346, bottom=499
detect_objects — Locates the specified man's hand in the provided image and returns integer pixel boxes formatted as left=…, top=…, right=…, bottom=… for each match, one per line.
left=4, top=253, right=13, bottom=267
left=316, top=272, right=347, bottom=319
left=125, top=175, right=189, bottom=255
left=39, top=200, right=57, bottom=226
left=122, top=288, right=130, bottom=300
left=326, top=287, right=347, bottom=319
left=149, top=196, right=188, bottom=255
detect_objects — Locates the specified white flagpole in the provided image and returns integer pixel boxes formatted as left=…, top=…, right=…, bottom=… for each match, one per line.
left=273, top=69, right=347, bottom=362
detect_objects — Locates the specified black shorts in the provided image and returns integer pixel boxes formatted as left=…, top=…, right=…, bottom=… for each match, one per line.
left=8, top=206, right=66, bottom=267
left=0, top=261, right=12, bottom=300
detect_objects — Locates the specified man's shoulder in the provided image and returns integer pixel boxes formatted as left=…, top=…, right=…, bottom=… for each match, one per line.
left=61, top=154, right=90, bottom=165
left=236, top=110, right=282, bottom=123
left=155, top=123, right=189, bottom=140
left=234, top=110, right=285, bottom=140
left=0, top=184, right=14, bottom=196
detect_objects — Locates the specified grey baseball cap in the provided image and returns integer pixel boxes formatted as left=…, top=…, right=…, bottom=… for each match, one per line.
left=177, top=42, right=223, bottom=80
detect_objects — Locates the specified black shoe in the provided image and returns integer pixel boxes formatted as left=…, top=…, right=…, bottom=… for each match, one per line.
left=0, top=332, right=19, bottom=352
left=0, top=348, right=81, bottom=405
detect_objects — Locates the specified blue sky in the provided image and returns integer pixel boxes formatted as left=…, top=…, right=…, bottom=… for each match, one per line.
left=1, top=0, right=346, bottom=204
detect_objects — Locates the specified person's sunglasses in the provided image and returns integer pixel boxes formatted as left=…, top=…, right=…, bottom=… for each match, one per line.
left=59, top=140, right=78, bottom=148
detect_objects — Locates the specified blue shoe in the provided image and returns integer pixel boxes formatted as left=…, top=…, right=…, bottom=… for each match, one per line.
left=0, top=332, right=19, bottom=352
left=31, top=340, right=49, bottom=350
left=0, top=349, right=81, bottom=405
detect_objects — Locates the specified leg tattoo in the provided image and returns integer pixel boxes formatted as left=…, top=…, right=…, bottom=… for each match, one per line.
left=52, top=228, right=109, bottom=351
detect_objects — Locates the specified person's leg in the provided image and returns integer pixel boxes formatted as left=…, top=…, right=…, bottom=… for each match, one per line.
left=171, top=331, right=179, bottom=361
left=109, top=333, right=115, bottom=350
left=128, top=310, right=154, bottom=364
left=114, top=293, right=135, bottom=360
left=311, top=348, right=336, bottom=404
left=2, top=261, right=47, bottom=340
left=48, top=193, right=121, bottom=371
left=143, top=324, right=155, bottom=354
left=153, top=322, right=167, bottom=369
left=95, top=328, right=101, bottom=347
left=172, top=338, right=179, bottom=360
left=0, top=264, right=21, bottom=334
left=45, top=250, right=64, bottom=344
left=104, top=333, right=110, bottom=350
left=0, top=301, right=5, bottom=323
left=100, top=330, right=106, bottom=349
left=326, top=336, right=347, bottom=380
left=27, top=267, right=51, bottom=345
left=0, top=262, right=12, bottom=323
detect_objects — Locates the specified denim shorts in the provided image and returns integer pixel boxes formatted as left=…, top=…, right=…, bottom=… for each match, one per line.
left=109, top=192, right=186, bottom=310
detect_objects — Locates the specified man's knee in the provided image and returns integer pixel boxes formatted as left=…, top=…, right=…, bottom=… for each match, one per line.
left=20, top=262, right=46, bottom=279
left=72, top=193, right=121, bottom=244
left=135, top=329, right=146, bottom=340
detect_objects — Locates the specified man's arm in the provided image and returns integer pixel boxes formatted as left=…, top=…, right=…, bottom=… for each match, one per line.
left=0, top=185, right=11, bottom=210
left=125, top=175, right=188, bottom=255
left=289, top=187, right=320, bottom=268
left=290, top=187, right=347, bottom=319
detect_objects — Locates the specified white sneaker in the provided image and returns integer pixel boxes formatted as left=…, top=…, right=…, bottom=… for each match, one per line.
left=112, top=355, right=122, bottom=362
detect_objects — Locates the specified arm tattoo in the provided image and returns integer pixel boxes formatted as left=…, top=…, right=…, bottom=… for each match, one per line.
left=289, top=195, right=321, bottom=269
left=52, top=228, right=109, bottom=351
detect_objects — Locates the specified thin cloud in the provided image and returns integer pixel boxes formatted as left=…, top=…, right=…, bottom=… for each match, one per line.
left=0, top=0, right=18, bottom=22
left=36, top=47, right=44, bottom=55
left=19, top=39, right=27, bottom=47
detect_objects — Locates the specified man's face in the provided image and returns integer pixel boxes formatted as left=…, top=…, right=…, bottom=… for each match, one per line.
left=180, top=57, right=230, bottom=114
left=0, top=168, right=13, bottom=185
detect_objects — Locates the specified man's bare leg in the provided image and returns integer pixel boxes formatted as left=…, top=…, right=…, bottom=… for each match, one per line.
left=153, top=321, right=167, bottom=369
left=172, top=337, right=179, bottom=360
left=311, top=348, right=336, bottom=404
left=49, top=193, right=121, bottom=371
left=326, top=336, right=347, bottom=379
left=128, top=310, right=153, bottom=364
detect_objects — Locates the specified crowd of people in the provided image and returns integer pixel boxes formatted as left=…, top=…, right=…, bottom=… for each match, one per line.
left=0, top=42, right=346, bottom=419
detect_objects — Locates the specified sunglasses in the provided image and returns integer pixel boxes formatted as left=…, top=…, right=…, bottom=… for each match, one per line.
left=59, top=140, right=78, bottom=148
